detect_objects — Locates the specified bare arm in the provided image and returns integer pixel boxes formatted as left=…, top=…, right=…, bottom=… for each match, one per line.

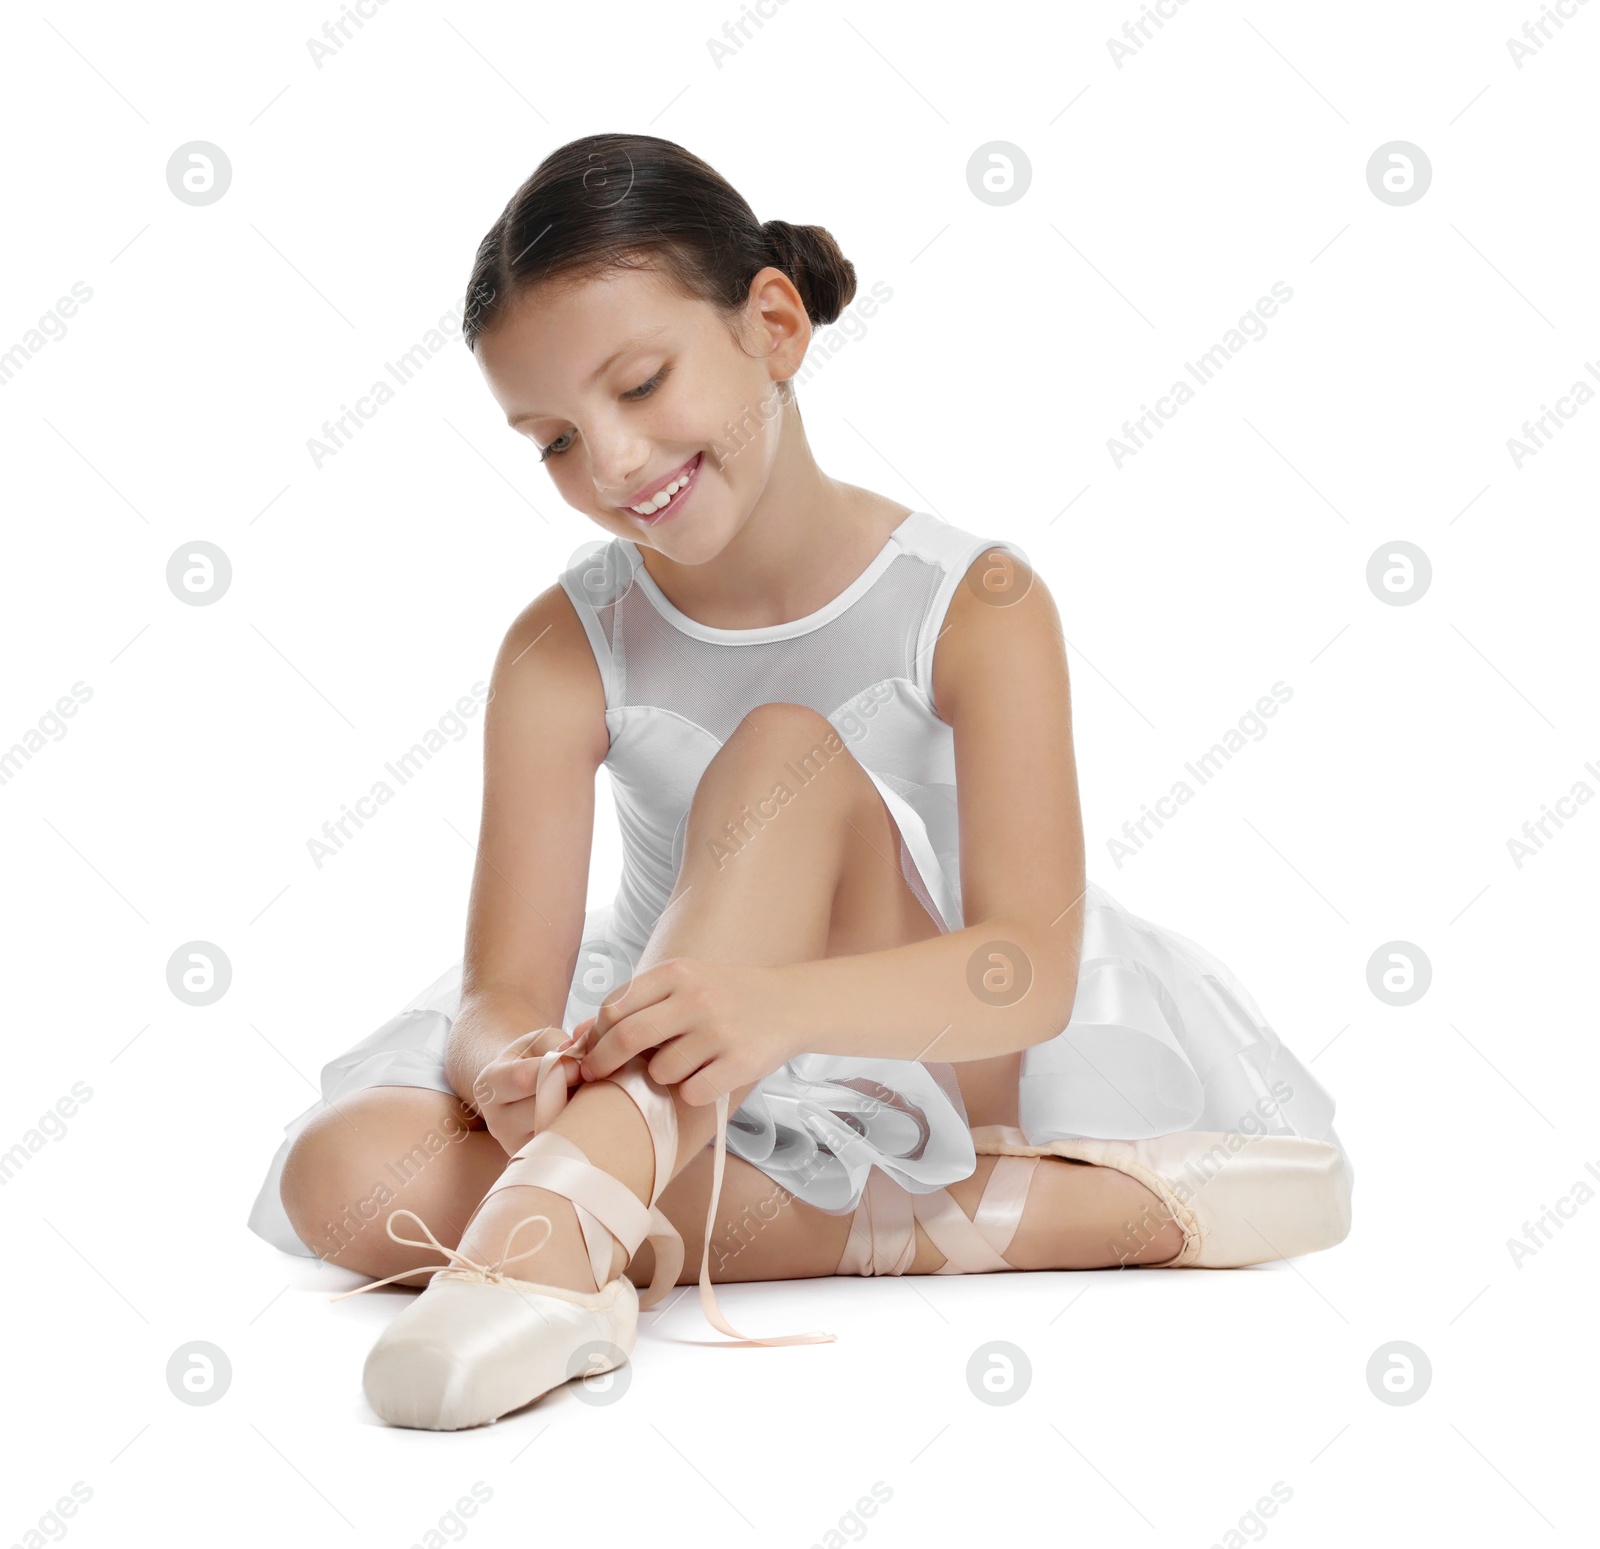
left=442, top=581, right=610, bottom=1109
left=777, top=549, right=1087, bottom=1063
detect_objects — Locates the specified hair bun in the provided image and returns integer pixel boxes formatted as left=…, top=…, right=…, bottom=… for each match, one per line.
left=760, top=218, right=857, bottom=328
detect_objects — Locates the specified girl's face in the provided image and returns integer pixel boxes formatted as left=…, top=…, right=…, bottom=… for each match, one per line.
left=474, top=263, right=808, bottom=564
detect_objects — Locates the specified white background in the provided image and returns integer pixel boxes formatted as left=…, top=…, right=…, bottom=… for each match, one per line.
left=2, top=1, right=1595, bottom=1544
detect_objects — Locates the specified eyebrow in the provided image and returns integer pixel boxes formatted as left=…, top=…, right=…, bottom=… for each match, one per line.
left=508, top=325, right=671, bottom=426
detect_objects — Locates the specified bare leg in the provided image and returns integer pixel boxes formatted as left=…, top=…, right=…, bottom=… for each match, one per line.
left=642, top=1139, right=1183, bottom=1286
left=283, top=701, right=1179, bottom=1290
left=281, top=1087, right=514, bottom=1285
left=446, top=700, right=949, bottom=1290
left=281, top=1083, right=1180, bottom=1290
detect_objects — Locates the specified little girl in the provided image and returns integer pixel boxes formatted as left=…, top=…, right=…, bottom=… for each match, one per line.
left=248, top=132, right=1354, bottom=1431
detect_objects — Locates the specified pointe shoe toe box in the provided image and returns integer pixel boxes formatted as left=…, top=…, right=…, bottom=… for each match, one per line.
left=363, top=1271, right=640, bottom=1431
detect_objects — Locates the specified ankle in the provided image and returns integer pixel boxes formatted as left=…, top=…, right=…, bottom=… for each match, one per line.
left=460, top=1186, right=627, bottom=1293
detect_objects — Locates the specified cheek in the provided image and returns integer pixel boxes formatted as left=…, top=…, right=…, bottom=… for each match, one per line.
left=710, top=384, right=783, bottom=477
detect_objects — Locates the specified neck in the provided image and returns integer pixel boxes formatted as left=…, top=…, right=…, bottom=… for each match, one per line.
left=638, top=398, right=905, bottom=630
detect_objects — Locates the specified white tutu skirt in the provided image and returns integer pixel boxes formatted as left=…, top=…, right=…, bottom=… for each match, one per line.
left=246, top=880, right=1351, bottom=1258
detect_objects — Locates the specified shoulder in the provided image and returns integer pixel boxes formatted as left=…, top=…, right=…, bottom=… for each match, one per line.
left=930, top=541, right=1064, bottom=723
left=487, top=579, right=609, bottom=762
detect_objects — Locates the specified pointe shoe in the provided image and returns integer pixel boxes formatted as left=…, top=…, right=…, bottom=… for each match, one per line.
left=335, top=1048, right=832, bottom=1430
left=968, top=1124, right=1353, bottom=1268
left=836, top=1156, right=1042, bottom=1275
left=351, top=1209, right=640, bottom=1431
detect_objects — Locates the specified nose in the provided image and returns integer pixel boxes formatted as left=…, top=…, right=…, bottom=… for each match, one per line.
left=585, top=423, right=653, bottom=508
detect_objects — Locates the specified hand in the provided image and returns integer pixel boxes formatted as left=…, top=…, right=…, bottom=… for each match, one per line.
left=577, top=958, right=797, bottom=1108
left=471, top=1024, right=590, bottom=1155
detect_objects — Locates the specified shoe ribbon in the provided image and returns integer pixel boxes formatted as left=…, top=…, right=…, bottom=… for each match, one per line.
left=327, top=1208, right=554, bottom=1301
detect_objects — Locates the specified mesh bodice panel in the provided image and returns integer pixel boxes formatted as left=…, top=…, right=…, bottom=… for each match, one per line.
left=606, top=552, right=941, bottom=738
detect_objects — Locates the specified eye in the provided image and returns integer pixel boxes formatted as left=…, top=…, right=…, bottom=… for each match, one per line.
left=622, top=365, right=669, bottom=401
left=537, top=366, right=670, bottom=461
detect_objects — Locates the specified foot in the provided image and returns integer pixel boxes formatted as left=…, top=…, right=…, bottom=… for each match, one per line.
left=362, top=1263, right=640, bottom=1430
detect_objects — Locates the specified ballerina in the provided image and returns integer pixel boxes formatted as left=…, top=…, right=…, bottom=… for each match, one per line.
left=248, top=131, right=1353, bottom=1430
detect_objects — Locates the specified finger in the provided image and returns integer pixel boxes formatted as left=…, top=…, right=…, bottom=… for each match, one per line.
left=582, top=998, right=690, bottom=1082
left=677, top=1056, right=740, bottom=1110
left=489, top=1061, right=580, bottom=1147
left=494, top=1089, right=553, bottom=1133
left=474, top=1060, right=540, bottom=1108
left=472, top=1062, right=516, bottom=1108
left=592, top=965, right=679, bottom=1038
left=642, top=1029, right=705, bottom=1090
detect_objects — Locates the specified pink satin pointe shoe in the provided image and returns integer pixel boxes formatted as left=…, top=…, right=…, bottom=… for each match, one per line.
left=335, top=1043, right=832, bottom=1431
left=834, top=1125, right=1353, bottom=1276
left=968, top=1124, right=1354, bottom=1268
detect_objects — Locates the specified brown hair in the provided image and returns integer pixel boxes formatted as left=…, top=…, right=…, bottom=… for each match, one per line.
left=462, top=133, right=857, bottom=390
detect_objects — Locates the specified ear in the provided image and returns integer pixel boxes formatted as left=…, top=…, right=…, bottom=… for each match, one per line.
left=744, top=264, right=812, bottom=389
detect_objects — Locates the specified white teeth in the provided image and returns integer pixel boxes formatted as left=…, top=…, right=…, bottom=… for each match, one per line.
left=631, top=460, right=695, bottom=516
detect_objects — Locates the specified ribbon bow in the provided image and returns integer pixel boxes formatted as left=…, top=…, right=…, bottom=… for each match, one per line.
left=327, top=1207, right=554, bottom=1301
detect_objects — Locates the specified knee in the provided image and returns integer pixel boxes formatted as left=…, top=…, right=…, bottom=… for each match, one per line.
left=706, top=701, right=851, bottom=785
left=279, top=1087, right=479, bottom=1274
left=731, top=699, right=833, bottom=744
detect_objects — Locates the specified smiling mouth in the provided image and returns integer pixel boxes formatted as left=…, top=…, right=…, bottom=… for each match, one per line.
left=627, top=451, right=702, bottom=521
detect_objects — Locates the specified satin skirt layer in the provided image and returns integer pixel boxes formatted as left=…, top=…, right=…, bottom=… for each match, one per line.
left=247, top=881, right=1350, bottom=1258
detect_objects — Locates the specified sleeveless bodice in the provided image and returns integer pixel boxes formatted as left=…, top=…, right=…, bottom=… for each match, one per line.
left=558, top=510, right=1025, bottom=960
